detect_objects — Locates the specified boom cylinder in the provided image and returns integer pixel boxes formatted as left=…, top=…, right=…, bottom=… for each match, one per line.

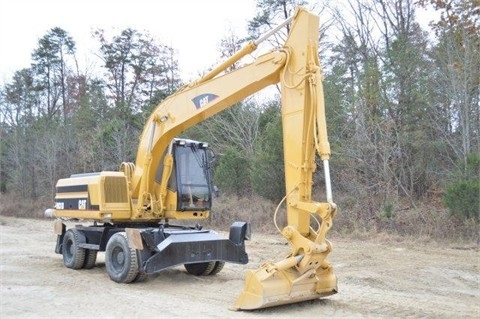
left=191, top=13, right=295, bottom=87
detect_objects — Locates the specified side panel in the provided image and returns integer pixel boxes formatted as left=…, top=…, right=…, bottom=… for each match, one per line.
left=54, top=172, right=131, bottom=221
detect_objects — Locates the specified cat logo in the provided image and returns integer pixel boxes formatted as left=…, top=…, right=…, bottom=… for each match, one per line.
left=192, top=93, right=219, bottom=109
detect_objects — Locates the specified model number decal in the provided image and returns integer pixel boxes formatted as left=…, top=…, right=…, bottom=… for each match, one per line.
left=192, top=93, right=219, bottom=109
left=78, top=199, right=87, bottom=210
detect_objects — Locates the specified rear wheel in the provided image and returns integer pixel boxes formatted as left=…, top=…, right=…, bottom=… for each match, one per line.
left=105, top=232, right=139, bottom=283
left=133, top=272, right=148, bottom=283
left=83, top=249, right=97, bottom=269
left=62, top=229, right=86, bottom=269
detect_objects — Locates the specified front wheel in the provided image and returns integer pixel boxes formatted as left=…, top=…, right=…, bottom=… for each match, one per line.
left=105, top=232, right=139, bottom=283
left=209, top=261, right=225, bottom=275
left=184, top=261, right=216, bottom=276
left=184, top=261, right=225, bottom=276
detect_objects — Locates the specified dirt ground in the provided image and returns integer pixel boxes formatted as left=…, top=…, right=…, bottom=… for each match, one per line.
left=1, top=216, right=479, bottom=318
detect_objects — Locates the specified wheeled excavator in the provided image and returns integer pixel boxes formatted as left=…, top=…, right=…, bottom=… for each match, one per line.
left=45, top=7, right=338, bottom=310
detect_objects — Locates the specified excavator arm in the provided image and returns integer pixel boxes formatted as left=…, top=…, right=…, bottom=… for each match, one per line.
left=233, top=8, right=338, bottom=310
left=127, top=7, right=337, bottom=309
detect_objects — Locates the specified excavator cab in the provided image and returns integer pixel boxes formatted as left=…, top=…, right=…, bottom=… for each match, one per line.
left=154, top=138, right=214, bottom=216
left=170, top=139, right=212, bottom=211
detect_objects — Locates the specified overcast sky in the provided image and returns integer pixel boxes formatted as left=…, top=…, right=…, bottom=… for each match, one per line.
left=0, top=0, right=257, bottom=83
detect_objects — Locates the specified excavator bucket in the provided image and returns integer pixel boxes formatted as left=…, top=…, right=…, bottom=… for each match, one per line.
left=233, top=255, right=337, bottom=310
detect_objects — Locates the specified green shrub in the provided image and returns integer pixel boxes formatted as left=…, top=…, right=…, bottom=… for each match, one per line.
left=213, top=147, right=251, bottom=196
left=444, top=179, right=479, bottom=221
left=251, top=115, right=285, bottom=202
left=443, top=153, right=480, bottom=221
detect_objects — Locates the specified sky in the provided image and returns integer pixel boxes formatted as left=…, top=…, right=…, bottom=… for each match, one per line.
left=0, top=0, right=257, bottom=83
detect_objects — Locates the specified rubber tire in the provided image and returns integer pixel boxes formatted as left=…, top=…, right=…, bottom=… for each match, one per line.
left=105, top=232, right=139, bottom=283
left=62, top=229, right=86, bottom=269
left=83, top=249, right=97, bottom=269
left=184, top=261, right=216, bottom=276
left=208, top=261, right=225, bottom=276
left=133, top=272, right=148, bottom=283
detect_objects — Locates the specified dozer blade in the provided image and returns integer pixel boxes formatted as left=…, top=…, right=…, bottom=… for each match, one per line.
left=232, top=255, right=337, bottom=310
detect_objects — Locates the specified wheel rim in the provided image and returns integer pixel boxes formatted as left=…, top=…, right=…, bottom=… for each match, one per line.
left=112, top=246, right=125, bottom=271
left=65, top=239, right=73, bottom=259
left=105, top=232, right=139, bottom=283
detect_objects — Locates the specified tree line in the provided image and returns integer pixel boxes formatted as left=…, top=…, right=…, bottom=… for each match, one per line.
left=0, top=0, right=478, bottom=234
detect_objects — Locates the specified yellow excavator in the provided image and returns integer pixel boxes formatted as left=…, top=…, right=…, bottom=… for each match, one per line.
left=45, top=7, right=338, bottom=310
